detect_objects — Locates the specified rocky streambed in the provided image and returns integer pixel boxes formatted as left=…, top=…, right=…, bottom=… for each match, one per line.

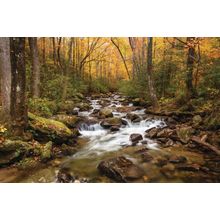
left=0, top=93, right=220, bottom=183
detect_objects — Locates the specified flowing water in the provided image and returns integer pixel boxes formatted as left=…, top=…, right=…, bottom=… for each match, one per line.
left=2, top=94, right=205, bottom=183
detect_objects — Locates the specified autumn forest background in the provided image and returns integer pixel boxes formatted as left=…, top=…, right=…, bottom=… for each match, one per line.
left=0, top=37, right=219, bottom=183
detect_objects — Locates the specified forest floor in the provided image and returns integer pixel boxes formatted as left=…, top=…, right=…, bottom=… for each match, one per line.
left=0, top=93, right=220, bottom=183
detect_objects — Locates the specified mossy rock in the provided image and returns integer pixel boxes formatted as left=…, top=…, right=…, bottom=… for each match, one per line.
left=40, top=141, right=53, bottom=162
left=17, top=157, right=39, bottom=170
left=28, top=112, right=74, bottom=143
left=51, top=115, right=82, bottom=128
left=0, top=140, right=32, bottom=152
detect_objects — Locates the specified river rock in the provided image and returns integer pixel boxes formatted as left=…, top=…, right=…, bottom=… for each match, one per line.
left=100, top=117, right=122, bottom=129
left=97, top=156, right=144, bottom=182
left=99, top=108, right=113, bottom=118
left=56, top=168, right=75, bottom=183
left=110, top=126, right=120, bottom=132
left=130, top=133, right=143, bottom=143
left=126, top=113, right=141, bottom=122
left=28, top=112, right=75, bottom=143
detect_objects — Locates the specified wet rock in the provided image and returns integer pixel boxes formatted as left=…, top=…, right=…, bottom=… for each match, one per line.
left=92, top=109, right=100, bottom=114
left=100, top=117, right=122, bottom=129
left=97, top=156, right=144, bottom=182
left=133, top=117, right=141, bottom=123
left=28, top=112, right=75, bottom=143
left=99, top=108, right=113, bottom=118
left=57, top=168, right=75, bottom=183
left=126, top=113, right=141, bottom=122
left=192, top=115, right=202, bottom=126
left=110, top=126, right=120, bottom=132
left=169, top=155, right=187, bottom=164
left=51, top=115, right=82, bottom=128
left=130, top=133, right=143, bottom=143
left=176, top=126, right=194, bottom=144
left=121, top=119, right=128, bottom=126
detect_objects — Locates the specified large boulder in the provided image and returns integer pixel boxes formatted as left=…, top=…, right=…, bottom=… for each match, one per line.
left=99, top=108, right=113, bottom=118
left=97, top=156, right=144, bottom=182
left=51, top=115, right=81, bottom=128
left=28, top=112, right=75, bottom=143
left=100, top=117, right=122, bottom=129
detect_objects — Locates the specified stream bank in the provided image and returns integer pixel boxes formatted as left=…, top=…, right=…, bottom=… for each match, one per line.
left=0, top=93, right=220, bottom=183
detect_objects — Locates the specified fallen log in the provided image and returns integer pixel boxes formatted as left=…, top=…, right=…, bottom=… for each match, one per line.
left=191, top=136, right=220, bottom=156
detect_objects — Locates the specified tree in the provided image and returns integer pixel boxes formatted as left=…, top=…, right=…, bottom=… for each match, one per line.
left=10, top=37, right=27, bottom=135
left=146, top=37, right=160, bottom=110
left=29, top=37, right=40, bottom=98
left=186, top=37, right=196, bottom=98
left=0, top=37, right=11, bottom=119
left=111, top=38, right=131, bottom=79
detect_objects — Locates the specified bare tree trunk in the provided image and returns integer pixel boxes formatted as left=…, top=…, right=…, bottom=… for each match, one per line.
left=42, top=37, right=46, bottom=65
left=111, top=38, right=131, bottom=79
left=146, top=37, right=160, bottom=111
left=0, top=38, right=11, bottom=119
left=29, top=37, right=40, bottom=98
left=10, top=37, right=27, bottom=136
left=186, top=37, right=196, bottom=99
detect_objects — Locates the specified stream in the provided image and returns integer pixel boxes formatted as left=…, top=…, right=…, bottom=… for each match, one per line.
left=1, top=94, right=210, bottom=183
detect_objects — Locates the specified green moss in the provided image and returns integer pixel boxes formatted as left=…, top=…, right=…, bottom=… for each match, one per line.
left=28, top=112, right=74, bottom=143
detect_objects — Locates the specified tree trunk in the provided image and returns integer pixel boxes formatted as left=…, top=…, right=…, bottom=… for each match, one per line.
left=29, top=37, right=40, bottom=98
left=146, top=37, right=160, bottom=111
left=111, top=38, right=131, bottom=79
left=62, top=38, right=73, bottom=101
left=0, top=38, right=11, bottom=119
left=52, top=37, right=57, bottom=65
left=186, top=37, right=196, bottom=99
left=10, top=37, right=27, bottom=136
